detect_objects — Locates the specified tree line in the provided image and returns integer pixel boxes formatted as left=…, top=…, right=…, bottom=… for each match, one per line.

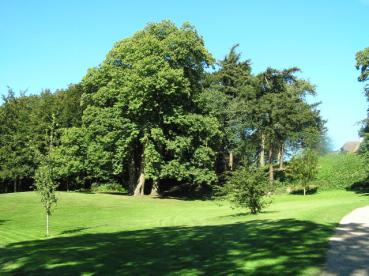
left=0, top=21, right=326, bottom=196
left=356, top=47, right=369, bottom=177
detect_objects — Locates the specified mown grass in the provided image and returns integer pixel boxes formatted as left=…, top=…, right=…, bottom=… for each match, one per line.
left=0, top=190, right=368, bottom=275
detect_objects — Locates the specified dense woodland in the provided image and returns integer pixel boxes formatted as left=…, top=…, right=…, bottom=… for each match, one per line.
left=1, top=21, right=366, bottom=196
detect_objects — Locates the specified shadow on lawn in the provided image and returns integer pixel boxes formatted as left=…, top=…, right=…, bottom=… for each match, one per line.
left=219, top=210, right=278, bottom=219
left=60, top=227, right=91, bottom=235
left=0, top=219, right=335, bottom=275
left=346, top=179, right=369, bottom=195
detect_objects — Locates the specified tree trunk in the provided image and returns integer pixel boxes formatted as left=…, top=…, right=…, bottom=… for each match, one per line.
left=46, top=213, right=49, bottom=237
left=66, top=182, right=69, bottom=192
left=303, top=187, right=306, bottom=196
left=278, top=144, right=284, bottom=170
left=268, top=146, right=274, bottom=183
left=150, top=182, right=159, bottom=197
left=141, top=176, right=145, bottom=196
left=134, top=145, right=146, bottom=196
left=229, top=151, right=234, bottom=171
left=260, top=133, right=265, bottom=167
left=133, top=170, right=145, bottom=196
left=13, top=179, right=17, bottom=193
left=128, top=158, right=136, bottom=195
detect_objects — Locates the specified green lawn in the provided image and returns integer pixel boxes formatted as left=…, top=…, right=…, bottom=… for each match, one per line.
left=0, top=190, right=368, bottom=275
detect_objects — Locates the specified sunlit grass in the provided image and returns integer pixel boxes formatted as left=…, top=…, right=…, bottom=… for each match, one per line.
left=0, top=190, right=367, bottom=275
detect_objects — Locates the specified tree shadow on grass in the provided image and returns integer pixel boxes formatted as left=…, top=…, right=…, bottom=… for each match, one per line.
left=290, top=187, right=318, bottom=195
left=347, top=180, right=369, bottom=196
left=96, top=192, right=130, bottom=196
left=0, top=219, right=9, bottom=226
left=0, top=219, right=335, bottom=275
left=219, top=211, right=278, bottom=219
left=60, top=227, right=90, bottom=235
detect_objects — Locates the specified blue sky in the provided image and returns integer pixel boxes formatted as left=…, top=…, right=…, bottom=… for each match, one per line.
left=0, top=0, right=368, bottom=149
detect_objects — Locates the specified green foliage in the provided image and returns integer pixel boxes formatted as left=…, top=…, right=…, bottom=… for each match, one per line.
left=218, top=167, right=270, bottom=214
left=356, top=47, right=369, bottom=94
left=0, top=85, right=83, bottom=192
left=200, top=45, right=257, bottom=169
left=287, top=149, right=318, bottom=195
left=49, top=127, right=88, bottom=190
left=34, top=164, right=58, bottom=216
left=0, top=91, right=38, bottom=191
left=254, top=68, right=324, bottom=150
left=0, top=21, right=325, bottom=196
left=78, top=20, right=220, bottom=193
left=90, top=183, right=127, bottom=194
left=356, top=47, right=369, bottom=182
left=316, top=153, right=367, bottom=190
left=358, top=134, right=369, bottom=179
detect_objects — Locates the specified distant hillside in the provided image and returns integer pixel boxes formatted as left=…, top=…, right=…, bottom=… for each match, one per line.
left=316, top=153, right=367, bottom=190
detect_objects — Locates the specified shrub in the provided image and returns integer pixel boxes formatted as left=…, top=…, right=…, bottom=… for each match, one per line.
left=217, top=167, right=271, bottom=214
left=91, top=183, right=127, bottom=194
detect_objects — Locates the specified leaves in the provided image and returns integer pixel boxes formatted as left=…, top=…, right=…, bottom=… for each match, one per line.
left=34, top=163, right=58, bottom=216
left=0, top=20, right=328, bottom=196
left=72, top=21, right=221, bottom=192
left=218, top=167, right=270, bottom=214
left=287, top=149, right=319, bottom=191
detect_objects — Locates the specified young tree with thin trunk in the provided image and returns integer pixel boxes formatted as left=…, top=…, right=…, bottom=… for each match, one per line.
left=34, top=163, right=58, bottom=236
left=287, top=149, right=318, bottom=195
left=34, top=113, right=59, bottom=237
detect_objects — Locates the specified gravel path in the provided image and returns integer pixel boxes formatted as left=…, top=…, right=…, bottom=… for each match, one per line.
left=323, top=206, right=369, bottom=276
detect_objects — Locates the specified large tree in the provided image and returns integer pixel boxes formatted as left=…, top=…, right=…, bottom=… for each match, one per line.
left=356, top=47, right=369, bottom=173
left=79, top=21, right=220, bottom=195
left=248, top=68, right=323, bottom=182
left=201, top=50, right=324, bottom=183
left=200, top=45, right=257, bottom=174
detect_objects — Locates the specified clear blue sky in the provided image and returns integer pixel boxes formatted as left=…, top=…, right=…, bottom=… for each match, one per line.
left=1, top=0, right=368, bottom=149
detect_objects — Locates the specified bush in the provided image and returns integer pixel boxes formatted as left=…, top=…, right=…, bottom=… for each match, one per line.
left=316, top=153, right=367, bottom=190
left=90, top=183, right=127, bottom=194
left=217, top=167, right=271, bottom=214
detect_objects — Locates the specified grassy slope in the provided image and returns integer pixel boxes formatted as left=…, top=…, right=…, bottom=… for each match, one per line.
left=316, top=153, right=367, bottom=190
left=0, top=191, right=368, bottom=275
